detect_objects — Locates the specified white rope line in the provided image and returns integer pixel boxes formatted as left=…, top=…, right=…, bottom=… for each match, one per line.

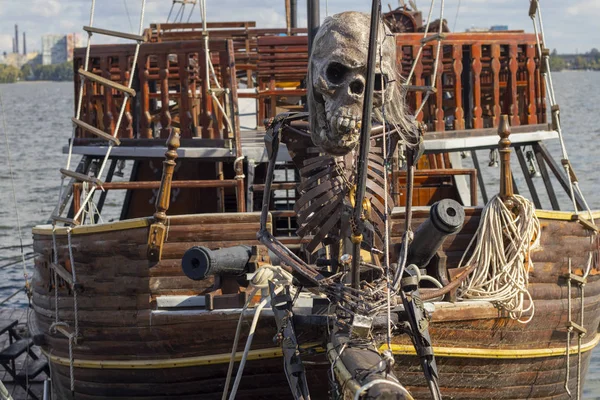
left=530, top=0, right=595, bottom=217
left=72, top=0, right=147, bottom=223
left=67, top=229, right=79, bottom=338
left=415, top=0, right=445, bottom=116
left=47, top=3, right=148, bottom=395
left=221, top=286, right=259, bottom=400
left=67, top=0, right=97, bottom=172
left=223, top=265, right=291, bottom=400
left=452, top=0, right=461, bottom=32
left=457, top=195, right=540, bottom=323
left=50, top=0, right=98, bottom=344
left=378, top=31, right=393, bottom=354
left=52, top=227, right=59, bottom=324
left=199, top=0, right=241, bottom=168
left=406, top=0, right=436, bottom=84
left=0, top=89, right=29, bottom=293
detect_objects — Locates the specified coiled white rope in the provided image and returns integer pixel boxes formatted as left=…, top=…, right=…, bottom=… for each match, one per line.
left=457, top=195, right=540, bottom=323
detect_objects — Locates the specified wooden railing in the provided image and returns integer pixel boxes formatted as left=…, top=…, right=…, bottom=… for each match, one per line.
left=73, top=30, right=548, bottom=142
left=73, top=44, right=137, bottom=139
left=146, top=22, right=307, bottom=88
left=73, top=38, right=240, bottom=141
left=397, top=32, right=547, bottom=133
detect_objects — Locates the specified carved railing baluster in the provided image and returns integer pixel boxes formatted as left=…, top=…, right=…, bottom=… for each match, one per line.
left=140, top=53, right=152, bottom=138
left=491, top=44, right=501, bottom=127
left=158, top=54, right=171, bottom=139
left=101, top=56, right=115, bottom=134
left=178, top=52, right=193, bottom=138
left=120, top=55, right=134, bottom=138
left=199, top=46, right=214, bottom=138
left=84, top=62, right=93, bottom=137
left=508, top=43, right=519, bottom=126
left=471, top=43, right=483, bottom=129
left=147, top=130, right=180, bottom=261
left=452, top=44, right=464, bottom=130
left=434, top=48, right=444, bottom=132
left=535, top=49, right=546, bottom=122
left=526, top=44, right=538, bottom=125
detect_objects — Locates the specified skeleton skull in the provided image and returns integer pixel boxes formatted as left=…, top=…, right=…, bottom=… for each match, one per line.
left=308, top=11, right=400, bottom=155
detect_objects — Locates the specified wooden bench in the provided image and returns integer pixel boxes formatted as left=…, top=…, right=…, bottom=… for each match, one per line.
left=394, top=168, right=478, bottom=207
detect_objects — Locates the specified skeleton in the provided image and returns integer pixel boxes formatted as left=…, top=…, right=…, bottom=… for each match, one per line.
left=308, top=11, right=418, bottom=156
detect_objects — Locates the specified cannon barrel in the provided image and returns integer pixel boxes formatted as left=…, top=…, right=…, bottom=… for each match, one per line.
left=407, top=199, right=465, bottom=268
left=182, top=245, right=282, bottom=280
left=182, top=245, right=253, bottom=280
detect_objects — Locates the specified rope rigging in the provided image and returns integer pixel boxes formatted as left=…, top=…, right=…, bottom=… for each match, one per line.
left=47, top=0, right=148, bottom=394
left=529, top=0, right=594, bottom=222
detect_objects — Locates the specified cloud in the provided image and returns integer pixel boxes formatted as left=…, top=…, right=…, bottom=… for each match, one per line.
left=567, top=0, right=600, bottom=16
left=0, top=0, right=597, bottom=55
left=31, top=0, right=61, bottom=18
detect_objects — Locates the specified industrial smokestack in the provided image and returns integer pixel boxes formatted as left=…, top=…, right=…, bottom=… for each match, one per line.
left=23, top=32, right=26, bottom=55
left=12, top=38, right=15, bottom=54
left=15, top=25, right=19, bottom=55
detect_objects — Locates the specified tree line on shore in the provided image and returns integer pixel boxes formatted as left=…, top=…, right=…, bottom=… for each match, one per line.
left=549, top=49, right=600, bottom=71
left=0, top=62, right=73, bottom=84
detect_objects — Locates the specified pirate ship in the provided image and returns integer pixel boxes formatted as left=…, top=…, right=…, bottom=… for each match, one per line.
left=17, top=0, right=600, bottom=399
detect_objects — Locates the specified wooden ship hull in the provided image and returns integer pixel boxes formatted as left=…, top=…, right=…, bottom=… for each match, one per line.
left=31, top=209, right=600, bottom=399
left=388, top=209, right=600, bottom=399
left=24, top=2, right=600, bottom=399
left=32, top=214, right=329, bottom=399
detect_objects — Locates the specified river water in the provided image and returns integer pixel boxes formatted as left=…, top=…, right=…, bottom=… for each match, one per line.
left=0, top=72, right=599, bottom=397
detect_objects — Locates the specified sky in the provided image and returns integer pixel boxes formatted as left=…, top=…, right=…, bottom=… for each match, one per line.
left=0, top=0, right=598, bottom=55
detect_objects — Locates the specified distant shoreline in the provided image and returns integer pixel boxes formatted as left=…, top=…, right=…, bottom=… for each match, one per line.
left=0, top=80, right=71, bottom=84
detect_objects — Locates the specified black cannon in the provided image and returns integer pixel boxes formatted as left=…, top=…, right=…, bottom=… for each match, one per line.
left=181, top=245, right=254, bottom=280
left=181, top=245, right=282, bottom=281
left=406, top=198, right=465, bottom=268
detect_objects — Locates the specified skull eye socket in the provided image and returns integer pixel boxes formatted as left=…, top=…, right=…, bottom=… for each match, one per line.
left=326, top=62, right=350, bottom=85
left=374, top=73, right=389, bottom=91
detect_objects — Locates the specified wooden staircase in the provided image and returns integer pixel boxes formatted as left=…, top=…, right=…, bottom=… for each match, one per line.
left=0, top=319, right=48, bottom=400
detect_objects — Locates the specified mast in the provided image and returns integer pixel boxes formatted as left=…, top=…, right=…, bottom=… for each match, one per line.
left=307, top=0, right=320, bottom=55
left=290, top=0, right=298, bottom=30
left=351, top=0, right=381, bottom=289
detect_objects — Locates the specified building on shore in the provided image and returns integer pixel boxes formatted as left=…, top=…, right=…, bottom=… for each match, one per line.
left=0, top=52, right=39, bottom=68
left=466, top=25, right=509, bottom=32
left=41, top=33, right=83, bottom=65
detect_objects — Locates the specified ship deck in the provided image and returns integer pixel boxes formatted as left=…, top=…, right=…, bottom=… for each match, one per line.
left=64, top=125, right=557, bottom=161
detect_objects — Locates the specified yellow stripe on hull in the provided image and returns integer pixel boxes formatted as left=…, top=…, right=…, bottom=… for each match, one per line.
left=381, top=332, right=600, bottom=359
left=43, top=333, right=600, bottom=370
left=42, top=343, right=324, bottom=369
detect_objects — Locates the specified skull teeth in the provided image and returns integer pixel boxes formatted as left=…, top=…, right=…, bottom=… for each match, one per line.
left=330, top=113, right=361, bottom=135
